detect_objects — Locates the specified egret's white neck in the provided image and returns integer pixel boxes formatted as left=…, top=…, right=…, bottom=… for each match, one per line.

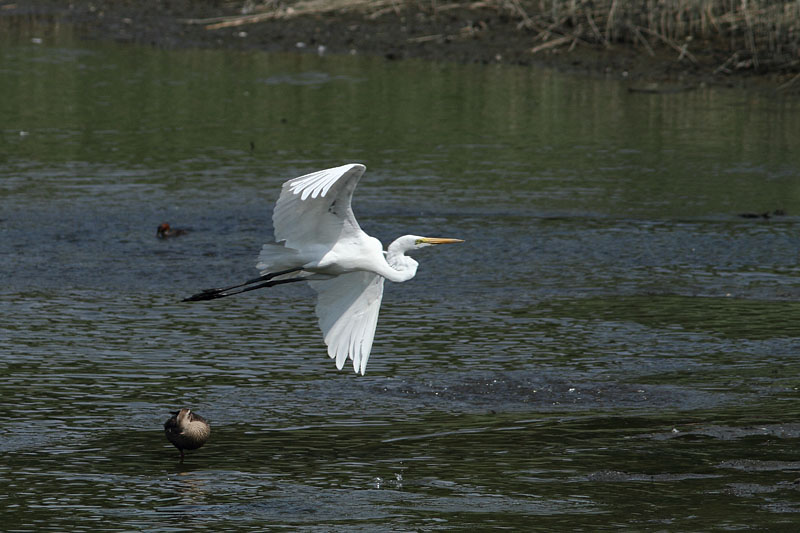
left=381, top=236, right=421, bottom=283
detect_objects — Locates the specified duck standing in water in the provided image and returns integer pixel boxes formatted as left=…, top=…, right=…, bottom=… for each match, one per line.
left=156, top=222, right=189, bottom=238
left=164, top=408, right=210, bottom=461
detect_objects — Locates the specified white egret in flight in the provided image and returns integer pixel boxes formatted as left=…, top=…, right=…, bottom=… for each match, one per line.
left=184, top=163, right=463, bottom=375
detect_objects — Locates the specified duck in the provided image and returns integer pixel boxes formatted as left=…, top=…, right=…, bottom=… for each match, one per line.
left=164, top=408, right=210, bottom=461
left=156, top=222, right=188, bottom=238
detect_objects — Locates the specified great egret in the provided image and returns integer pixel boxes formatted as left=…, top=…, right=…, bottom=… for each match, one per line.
left=184, top=163, right=463, bottom=375
left=164, top=408, right=210, bottom=461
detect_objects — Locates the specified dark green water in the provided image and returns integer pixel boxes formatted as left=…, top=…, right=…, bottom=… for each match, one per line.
left=2, top=17, right=800, bottom=531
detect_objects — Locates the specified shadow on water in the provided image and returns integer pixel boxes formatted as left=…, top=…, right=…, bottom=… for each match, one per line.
left=2, top=14, right=800, bottom=532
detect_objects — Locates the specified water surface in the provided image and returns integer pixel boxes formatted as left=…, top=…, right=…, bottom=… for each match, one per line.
left=2, top=17, right=800, bottom=530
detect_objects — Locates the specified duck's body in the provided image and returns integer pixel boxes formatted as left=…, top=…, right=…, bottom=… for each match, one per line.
left=164, top=408, right=210, bottom=460
left=157, top=222, right=188, bottom=238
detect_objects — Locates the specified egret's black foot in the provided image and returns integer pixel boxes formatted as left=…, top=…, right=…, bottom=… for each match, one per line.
left=183, top=290, right=226, bottom=302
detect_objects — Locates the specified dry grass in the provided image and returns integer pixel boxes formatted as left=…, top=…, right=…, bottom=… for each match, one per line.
left=509, top=0, right=800, bottom=70
left=184, top=0, right=800, bottom=71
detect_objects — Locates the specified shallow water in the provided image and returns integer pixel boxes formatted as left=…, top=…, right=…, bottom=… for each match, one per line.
left=2, top=17, right=800, bottom=531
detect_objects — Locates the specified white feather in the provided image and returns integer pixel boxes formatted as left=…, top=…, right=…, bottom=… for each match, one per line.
left=256, top=243, right=301, bottom=273
left=272, top=163, right=366, bottom=252
left=308, top=272, right=384, bottom=376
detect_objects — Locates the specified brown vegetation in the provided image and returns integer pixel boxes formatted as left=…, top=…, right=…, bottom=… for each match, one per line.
left=184, top=0, right=800, bottom=74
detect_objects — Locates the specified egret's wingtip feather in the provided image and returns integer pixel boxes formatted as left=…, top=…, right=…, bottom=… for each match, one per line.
left=336, top=352, right=348, bottom=369
left=335, top=350, right=346, bottom=369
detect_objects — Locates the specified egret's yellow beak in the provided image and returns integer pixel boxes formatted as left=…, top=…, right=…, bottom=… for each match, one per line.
left=420, top=237, right=464, bottom=245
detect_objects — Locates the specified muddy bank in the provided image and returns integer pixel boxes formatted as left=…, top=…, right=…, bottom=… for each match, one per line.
left=10, top=0, right=800, bottom=90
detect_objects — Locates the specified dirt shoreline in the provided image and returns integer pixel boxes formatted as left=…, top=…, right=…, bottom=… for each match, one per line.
left=11, top=0, right=800, bottom=91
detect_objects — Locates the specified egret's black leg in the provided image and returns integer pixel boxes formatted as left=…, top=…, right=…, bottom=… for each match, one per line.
left=183, top=276, right=307, bottom=302
left=182, top=267, right=303, bottom=302
left=204, top=267, right=302, bottom=293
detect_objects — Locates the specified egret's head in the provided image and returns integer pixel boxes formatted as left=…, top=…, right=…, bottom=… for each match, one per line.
left=387, top=235, right=464, bottom=265
left=389, top=235, right=463, bottom=253
left=412, top=236, right=464, bottom=249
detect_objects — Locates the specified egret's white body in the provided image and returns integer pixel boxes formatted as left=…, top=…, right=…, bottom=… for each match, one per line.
left=185, top=163, right=462, bottom=375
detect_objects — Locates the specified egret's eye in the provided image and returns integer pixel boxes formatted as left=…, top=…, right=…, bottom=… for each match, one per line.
left=415, top=238, right=424, bottom=245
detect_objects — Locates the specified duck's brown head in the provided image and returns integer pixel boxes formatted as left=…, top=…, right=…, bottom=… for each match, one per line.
left=175, top=408, right=192, bottom=427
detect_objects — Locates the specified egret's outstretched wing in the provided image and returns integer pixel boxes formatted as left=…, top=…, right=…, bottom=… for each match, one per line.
left=308, top=271, right=385, bottom=375
left=273, top=163, right=367, bottom=249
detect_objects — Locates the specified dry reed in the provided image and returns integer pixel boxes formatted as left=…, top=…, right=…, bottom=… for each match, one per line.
left=183, top=0, right=800, bottom=71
